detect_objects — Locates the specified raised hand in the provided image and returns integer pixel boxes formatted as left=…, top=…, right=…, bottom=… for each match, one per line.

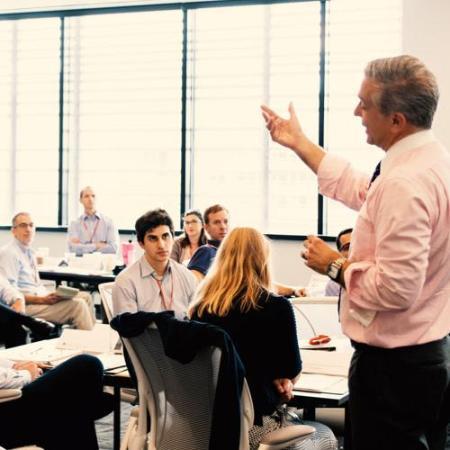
left=261, top=102, right=303, bottom=150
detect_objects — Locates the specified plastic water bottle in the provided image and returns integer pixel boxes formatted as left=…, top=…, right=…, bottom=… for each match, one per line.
left=121, top=240, right=135, bottom=266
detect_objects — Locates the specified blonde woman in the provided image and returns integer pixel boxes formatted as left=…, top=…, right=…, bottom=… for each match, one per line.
left=171, top=209, right=207, bottom=265
left=190, top=227, right=337, bottom=450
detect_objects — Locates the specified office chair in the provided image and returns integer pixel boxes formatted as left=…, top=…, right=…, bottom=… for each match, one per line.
left=0, top=389, right=44, bottom=450
left=120, top=322, right=316, bottom=450
left=98, top=282, right=137, bottom=404
left=98, top=282, right=115, bottom=323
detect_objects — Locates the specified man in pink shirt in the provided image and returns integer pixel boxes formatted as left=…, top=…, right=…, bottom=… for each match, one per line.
left=262, top=55, right=450, bottom=450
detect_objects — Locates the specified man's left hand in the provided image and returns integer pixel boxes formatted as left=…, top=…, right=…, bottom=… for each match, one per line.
left=301, top=235, right=340, bottom=274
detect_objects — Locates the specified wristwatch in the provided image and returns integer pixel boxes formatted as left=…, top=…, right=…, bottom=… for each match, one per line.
left=326, top=257, right=346, bottom=281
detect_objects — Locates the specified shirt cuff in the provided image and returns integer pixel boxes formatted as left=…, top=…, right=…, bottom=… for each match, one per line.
left=16, top=369, right=32, bottom=386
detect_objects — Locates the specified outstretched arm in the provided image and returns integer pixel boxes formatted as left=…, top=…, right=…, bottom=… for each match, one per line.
left=261, top=102, right=326, bottom=174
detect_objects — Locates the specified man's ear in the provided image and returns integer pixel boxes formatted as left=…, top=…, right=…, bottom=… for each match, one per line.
left=391, top=112, right=407, bottom=128
left=138, top=241, right=145, bottom=250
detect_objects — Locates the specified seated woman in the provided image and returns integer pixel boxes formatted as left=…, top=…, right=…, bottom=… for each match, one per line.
left=0, top=354, right=113, bottom=450
left=171, top=209, right=207, bottom=265
left=190, top=227, right=337, bottom=450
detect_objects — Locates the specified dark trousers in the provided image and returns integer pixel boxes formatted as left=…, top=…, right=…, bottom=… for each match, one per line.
left=349, top=337, right=450, bottom=450
left=0, top=302, right=28, bottom=348
left=0, top=354, right=114, bottom=450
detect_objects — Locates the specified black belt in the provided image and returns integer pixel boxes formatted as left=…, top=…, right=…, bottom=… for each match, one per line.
left=351, top=335, right=448, bottom=356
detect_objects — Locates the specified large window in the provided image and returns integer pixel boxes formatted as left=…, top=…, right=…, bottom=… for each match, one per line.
left=0, top=0, right=402, bottom=236
left=63, top=11, right=183, bottom=229
left=188, top=2, right=320, bottom=234
left=0, top=18, right=60, bottom=225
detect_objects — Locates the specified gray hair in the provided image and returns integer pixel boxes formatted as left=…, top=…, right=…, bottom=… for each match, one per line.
left=365, top=55, right=439, bottom=129
left=12, top=211, right=31, bottom=227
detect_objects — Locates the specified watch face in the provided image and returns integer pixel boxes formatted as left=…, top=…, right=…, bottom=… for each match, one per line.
left=327, top=258, right=344, bottom=281
left=327, top=264, right=338, bottom=280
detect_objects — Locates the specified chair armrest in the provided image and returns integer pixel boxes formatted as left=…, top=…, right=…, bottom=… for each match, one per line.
left=259, top=424, right=316, bottom=449
left=0, top=389, right=22, bottom=403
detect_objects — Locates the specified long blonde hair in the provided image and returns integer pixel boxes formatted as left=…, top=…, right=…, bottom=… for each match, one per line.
left=191, top=227, right=272, bottom=317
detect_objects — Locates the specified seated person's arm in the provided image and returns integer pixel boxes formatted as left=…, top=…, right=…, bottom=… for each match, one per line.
left=24, top=292, right=63, bottom=305
left=187, top=246, right=215, bottom=282
left=274, top=283, right=307, bottom=297
left=0, top=359, right=41, bottom=389
left=0, top=281, right=25, bottom=312
left=67, top=221, right=96, bottom=255
left=190, top=270, right=205, bottom=282
left=99, top=222, right=119, bottom=254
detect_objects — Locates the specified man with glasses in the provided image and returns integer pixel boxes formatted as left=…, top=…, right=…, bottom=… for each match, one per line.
left=324, top=228, right=352, bottom=297
left=0, top=212, right=95, bottom=330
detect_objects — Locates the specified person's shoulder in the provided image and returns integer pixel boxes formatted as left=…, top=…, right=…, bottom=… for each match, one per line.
left=260, top=292, right=293, bottom=312
left=174, top=235, right=185, bottom=244
left=0, top=241, right=16, bottom=258
left=171, top=260, right=197, bottom=284
left=196, top=244, right=217, bottom=256
left=97, top=212, right=114, bottom=224
left=115, top=258, right=141, bottom=283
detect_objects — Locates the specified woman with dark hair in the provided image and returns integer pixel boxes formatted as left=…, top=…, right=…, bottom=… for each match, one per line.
left=171, top=209, right=207, bottom=265
left=190, top=227, right=337, bottom=450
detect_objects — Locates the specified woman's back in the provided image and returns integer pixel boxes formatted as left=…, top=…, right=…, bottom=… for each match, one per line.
left=192, top=291, right=300, bottom=423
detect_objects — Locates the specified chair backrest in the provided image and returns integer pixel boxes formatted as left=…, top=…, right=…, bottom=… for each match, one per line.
left=98, top=282, right=115, bottom=322
left=122, top=324, right=253, bottom=450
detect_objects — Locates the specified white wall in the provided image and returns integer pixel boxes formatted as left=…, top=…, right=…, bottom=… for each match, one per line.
left=1, top=0, right=448, bottom=287
left=402, top=0, right=450, bottom=148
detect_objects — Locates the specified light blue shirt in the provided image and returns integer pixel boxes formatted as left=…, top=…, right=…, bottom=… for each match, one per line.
left=0, top=273, right=24, bottom=306
left=112, top=256, right=197, bottom=319
left=325, top=279, right=341, bottom=297
left=67, top=212, right=119, bottom=255
left=0, top=239, right=43, bottom=295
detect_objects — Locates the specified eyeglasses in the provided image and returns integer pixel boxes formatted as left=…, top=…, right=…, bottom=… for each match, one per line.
left=184, top=220, right=201, bottom=226
left=14, top=222, right=34, bottom=229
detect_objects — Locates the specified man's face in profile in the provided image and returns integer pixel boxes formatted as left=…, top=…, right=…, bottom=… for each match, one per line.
left=205, top=210, right=229, bottom=241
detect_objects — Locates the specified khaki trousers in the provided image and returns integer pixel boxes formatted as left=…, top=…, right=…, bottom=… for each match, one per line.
left=26, top=291, right=96, bottom=330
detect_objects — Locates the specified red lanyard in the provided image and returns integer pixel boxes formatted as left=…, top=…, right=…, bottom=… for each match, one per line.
left=82, top=218, right=100, bottom=243
left=153, top=273, right=174, bottom=311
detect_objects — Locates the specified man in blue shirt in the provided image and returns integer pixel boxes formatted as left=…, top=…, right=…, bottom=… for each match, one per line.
left=67, top=186, right=119, bottom=256
left=188, top=205, right=306, bottom=297
left=0, top=212, right=95, bottom=330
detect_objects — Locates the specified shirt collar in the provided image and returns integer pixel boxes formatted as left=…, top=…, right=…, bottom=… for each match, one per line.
left=382, top=129, right=436, bottom=174
left=13, top=238, right=33, bottom=254
left=82, top=211, right=101, bottom=221
left=139, top=255, right=172, bottom=279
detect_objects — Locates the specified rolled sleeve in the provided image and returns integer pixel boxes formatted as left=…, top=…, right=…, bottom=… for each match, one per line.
left=0, top=365, right=31, bottom=389
left=0, top=281, right=24, bottom=306
left=318, top=153, right=370, bottom=211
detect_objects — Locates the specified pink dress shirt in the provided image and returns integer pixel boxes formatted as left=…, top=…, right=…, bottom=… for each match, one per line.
left=318, top=130, right=450, bottom=348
